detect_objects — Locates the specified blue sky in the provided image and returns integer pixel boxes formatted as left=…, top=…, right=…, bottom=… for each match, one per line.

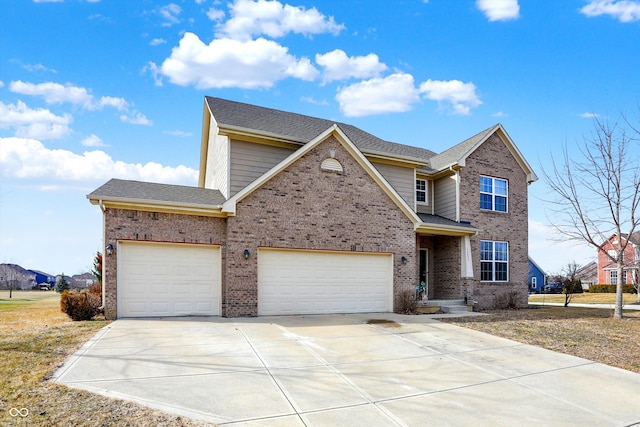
left=1, top=0, right=640, bottom=276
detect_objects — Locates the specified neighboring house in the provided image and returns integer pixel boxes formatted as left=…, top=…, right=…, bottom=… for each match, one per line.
left=597, top=233, right=640, bottom=285
left=0, top=264, right=36, bottom=290
left=71, top=272, right=96, bottom=289
left=88, top=97, right=537, bottom=319
left=576, top=261, right=597, bottom=290
left=528, top=257, right=547, bottom=294
left=27, top=269, right=56, bottom=286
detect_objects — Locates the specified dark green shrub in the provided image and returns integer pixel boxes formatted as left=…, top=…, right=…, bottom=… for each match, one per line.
left=60, top=290, right=101, bottom=321
left=589, top=284, right=636, bottom=293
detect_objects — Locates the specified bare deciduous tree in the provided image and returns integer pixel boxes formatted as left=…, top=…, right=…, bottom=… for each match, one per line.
left=544, top=114, right=640, bottom=319
left=561, top=261, right=581, bottom=307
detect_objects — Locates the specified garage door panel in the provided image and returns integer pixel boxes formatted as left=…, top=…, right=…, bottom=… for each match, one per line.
left=118, top=243, right=221, bottom=318
left=258, top=249, right=392, bottom=316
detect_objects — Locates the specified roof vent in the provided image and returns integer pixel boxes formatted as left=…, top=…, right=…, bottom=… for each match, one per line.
left=321, top=158, right=343, bottom=173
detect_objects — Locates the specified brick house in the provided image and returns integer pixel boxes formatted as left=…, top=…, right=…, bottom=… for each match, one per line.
left=597, top=233, right=640, bottom=285
left=88, top=97, right=537, bottom=319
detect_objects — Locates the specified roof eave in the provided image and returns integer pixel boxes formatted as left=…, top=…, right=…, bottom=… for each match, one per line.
left=415, top=222, right=479, bottom=236
left=88, top=195, right=226, bottom=217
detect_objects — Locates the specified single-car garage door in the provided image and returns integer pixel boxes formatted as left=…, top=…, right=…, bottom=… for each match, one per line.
left=258, top=249, right=393, bottom=316
left=118, top=242, right=221, bottom=317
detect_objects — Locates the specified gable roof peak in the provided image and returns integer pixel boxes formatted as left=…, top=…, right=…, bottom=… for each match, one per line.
left=428, top=123, right=537, bottom=183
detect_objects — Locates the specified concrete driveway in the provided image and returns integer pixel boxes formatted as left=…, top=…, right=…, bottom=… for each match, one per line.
left=53, top=314, right=640, bottom=426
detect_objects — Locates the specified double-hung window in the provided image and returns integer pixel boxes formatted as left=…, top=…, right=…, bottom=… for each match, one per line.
left=480, top=240, right=509, bottom=281
left=480, top=176, right=508, bottom=212
left=416, top=179, right=427, bottom=204
left=610, top=270, right=618, bottom=285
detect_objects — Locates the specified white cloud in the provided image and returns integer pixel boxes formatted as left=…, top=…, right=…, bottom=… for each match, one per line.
left=9, top=81, right=130, bottom=111
left=0, top=81, right=4, bottom=88
left=206, top=7, right=225, bottom=21
left=315, top=49, right=387, bottom=83
left=150, top=38, right=167, bottom=46
left=159, top=32, right=318, bottom=89
left=492, top=111, right=508, bottom=118
left=217, top=0, right=344, bottom=40
left=120, top=111, right=153, bottom=126
left=0, top=100, right=72, bottom=140
left=81, top=134, right=107, bottom=147
left=164, top=130, right=193, bottom=137
left=20, top=62, right=57, bottom=73
left=97, top=96, right=129, bottom=111
left=0, top=137, right=198, bottom=185
left=158, top=3, right=182, bottom=26
left=335, top=74, right=482, bottom=117
left=336, top=73, right=420, bottom=117
left=580, top=0, right=640, bottom=22
left=10, top=81, right=93, bottom=107
left=476, top=0, right=520, bottom=21
left=419, top=79, right=482, bottom=115
left=300, top=96, right=329, bottom=106
left=581, top=112, right=600, bottom=118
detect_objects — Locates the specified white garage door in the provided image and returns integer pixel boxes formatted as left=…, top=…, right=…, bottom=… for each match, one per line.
left=118, top=242, right=221, bottom=317
left=258, top=249, right=393, bottom=316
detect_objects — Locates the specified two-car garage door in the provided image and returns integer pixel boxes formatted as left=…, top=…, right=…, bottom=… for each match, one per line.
left=118, top=242, right=221, bottom=318
left=117, top=243, right=392, bottom=317
left=258, top=249, right=393, bottom=316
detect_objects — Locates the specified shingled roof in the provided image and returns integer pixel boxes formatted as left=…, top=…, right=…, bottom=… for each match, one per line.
left=428, top=125, right=498, bottom=171
left=88, top=179, right=226, bottom=206
left=206, top=97, right=438, bottom=164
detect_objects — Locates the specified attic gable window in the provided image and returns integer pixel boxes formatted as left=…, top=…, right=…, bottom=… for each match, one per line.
left=480, top=176, right=508, bottom=212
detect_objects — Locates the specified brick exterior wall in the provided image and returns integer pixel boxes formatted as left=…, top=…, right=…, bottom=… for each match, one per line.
left=225, top=135, right=417, bottom=316
left=458, top=134, right=530, bottom=309
left=102, top=209, right=226, bottom=319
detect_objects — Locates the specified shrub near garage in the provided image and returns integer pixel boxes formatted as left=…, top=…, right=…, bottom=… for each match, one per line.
left=60, top=288, right=101, bottom=321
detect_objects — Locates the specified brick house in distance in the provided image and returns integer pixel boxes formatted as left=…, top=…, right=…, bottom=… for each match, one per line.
left=88, top=97, right=537, bottom=319
left=597, top=233, right=640, bottom=285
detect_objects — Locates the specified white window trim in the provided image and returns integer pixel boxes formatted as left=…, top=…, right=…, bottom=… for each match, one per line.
left=610, top=270, right=618, bottom=285
left=480, top=175, right=508, bottom=213
left=416, top=178, right=428, bottom=206
left=531, top=277, right=537, bottom=288
left=480, top=240, right=509, bottom=282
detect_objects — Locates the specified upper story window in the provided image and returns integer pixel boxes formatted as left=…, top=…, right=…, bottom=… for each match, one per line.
left=480, top=176, right=508, bottom=212
left=416, top=179, right=427, bottom=204
left=480, top=240, right=509, bottom=282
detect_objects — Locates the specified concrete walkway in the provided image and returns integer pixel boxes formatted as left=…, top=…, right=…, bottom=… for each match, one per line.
left=53, top=314, right=640, bottom=426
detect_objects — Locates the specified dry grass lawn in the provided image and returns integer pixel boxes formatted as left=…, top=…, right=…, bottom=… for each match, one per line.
left=0, top=290, right=208, bottom=427
left=441, top=305, right=640, bottom=374
left=528, top=292, right=638, bottom=305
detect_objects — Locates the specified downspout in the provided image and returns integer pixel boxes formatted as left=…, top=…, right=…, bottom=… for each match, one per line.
left=98, top=199, right=106, bottom=311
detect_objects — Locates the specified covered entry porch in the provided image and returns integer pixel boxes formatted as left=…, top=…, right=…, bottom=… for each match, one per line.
left=415, top=214, right=478, bottom=312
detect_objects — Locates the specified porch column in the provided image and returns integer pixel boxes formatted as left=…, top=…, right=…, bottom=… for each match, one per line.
left=460, top=235, right=474, bottom=278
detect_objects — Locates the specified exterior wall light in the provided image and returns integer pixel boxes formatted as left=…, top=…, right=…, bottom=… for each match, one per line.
left=106, top=244, right=114, bottom=256
left=243, top=249, right=250, bottom=260
left=401, top=256, right=408, bottom=264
